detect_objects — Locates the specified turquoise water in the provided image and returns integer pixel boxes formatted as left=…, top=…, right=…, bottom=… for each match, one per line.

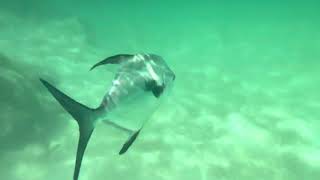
left=1, top=1, right=320, bottom=180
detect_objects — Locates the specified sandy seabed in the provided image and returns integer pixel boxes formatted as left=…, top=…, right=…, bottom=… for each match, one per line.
left=0, top=10, right=320, bottom=180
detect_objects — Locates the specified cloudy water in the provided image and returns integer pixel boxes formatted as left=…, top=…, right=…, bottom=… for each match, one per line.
left=0, top=1, right=320, bottom=180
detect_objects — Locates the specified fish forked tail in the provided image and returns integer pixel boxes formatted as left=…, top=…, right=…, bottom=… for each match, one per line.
left=40, top=78, right=96, bottom=180
left=40, top=77, right=144, bottom=179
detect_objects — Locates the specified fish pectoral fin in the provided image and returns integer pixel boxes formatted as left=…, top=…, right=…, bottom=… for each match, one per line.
left=90, top=54, right=134, bottom=71
left=119, top=129, right=141, bottom=155
left=103, top=120, right=134, bottom=134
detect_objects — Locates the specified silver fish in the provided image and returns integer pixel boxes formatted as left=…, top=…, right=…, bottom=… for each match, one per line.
left=40, top=53, right=175, bottom=180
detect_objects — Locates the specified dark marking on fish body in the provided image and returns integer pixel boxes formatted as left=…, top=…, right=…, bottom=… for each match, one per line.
left=145, top=80, right=165, bottom=98
left=152, top=84, right=165, bottom=98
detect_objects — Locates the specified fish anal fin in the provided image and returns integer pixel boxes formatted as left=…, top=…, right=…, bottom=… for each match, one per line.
left=119, top=129, right=141, bottom=155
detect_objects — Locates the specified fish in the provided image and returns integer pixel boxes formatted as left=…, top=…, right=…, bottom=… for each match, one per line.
left=40, top=53, right=175, bottom=180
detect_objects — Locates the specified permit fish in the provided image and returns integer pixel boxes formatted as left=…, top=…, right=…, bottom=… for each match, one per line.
left=40, top=53, right=175, bottom=180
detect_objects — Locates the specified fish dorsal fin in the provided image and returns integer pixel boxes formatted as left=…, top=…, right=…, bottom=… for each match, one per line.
left=90, top=54, right=134, bottom=71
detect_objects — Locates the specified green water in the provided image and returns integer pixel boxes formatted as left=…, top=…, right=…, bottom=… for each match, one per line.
left=1, top=1, right=320, bottom=180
